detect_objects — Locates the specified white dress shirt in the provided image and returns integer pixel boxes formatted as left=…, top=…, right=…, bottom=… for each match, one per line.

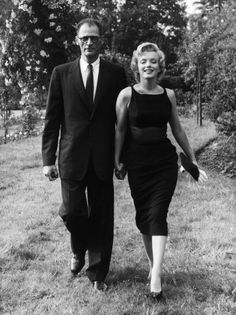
left=80, top=57, right=100, bottom=101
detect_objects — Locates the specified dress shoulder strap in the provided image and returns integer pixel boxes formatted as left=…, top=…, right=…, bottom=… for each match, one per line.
left=162, top=87, right=173, bottom=108
left=130, top=85, right=135, bottom=94
left=161, top=86, right=167, bottom=95
left=127, top=86, right=135, bottom=109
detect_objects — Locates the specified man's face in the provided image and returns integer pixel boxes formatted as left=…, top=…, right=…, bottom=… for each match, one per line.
left=77, top=23, right=101, bottom=62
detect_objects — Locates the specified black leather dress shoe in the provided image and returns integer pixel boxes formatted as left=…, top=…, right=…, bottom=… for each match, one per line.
left=70, top=255, right=85, bottom=274
left=92, top=281, right=108, bottom=292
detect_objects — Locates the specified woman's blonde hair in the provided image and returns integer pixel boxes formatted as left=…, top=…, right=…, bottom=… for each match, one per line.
left=130, top=42, right=166, bottom=83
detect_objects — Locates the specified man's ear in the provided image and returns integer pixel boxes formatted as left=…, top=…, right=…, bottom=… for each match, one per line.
left=75, top=34, right=80, bottom=45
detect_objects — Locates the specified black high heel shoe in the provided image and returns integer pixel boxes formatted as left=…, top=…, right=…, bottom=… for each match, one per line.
left=148, top=291, right=163, bottom=302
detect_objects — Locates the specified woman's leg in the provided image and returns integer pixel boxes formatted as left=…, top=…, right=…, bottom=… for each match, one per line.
left=150, top=235, right=167, bottom=293
left=142, top=234, right=153, bottom=279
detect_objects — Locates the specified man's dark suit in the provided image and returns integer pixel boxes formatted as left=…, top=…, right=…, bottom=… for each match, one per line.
left=42, top=57, right=127, bottom=281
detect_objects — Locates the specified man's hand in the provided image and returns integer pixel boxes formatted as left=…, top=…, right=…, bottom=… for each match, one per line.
left=43, top=165, right=59, bottom=181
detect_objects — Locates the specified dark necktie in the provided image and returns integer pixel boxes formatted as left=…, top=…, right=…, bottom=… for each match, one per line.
left=86, top=64, right=94, bottom=106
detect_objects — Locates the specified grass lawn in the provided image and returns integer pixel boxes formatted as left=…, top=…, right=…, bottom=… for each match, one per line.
left=0, top=118, right=235, bottom=315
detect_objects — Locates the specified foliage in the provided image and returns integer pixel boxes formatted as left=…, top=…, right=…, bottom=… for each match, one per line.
left=21, top=104, right=40, bottom=134
left=0, top=89, right=11, bottom=143
left=75, top=0, right=186, bottom=64
left=1, top=0, right=187, bottom=90
left=0, top=0, right=14, bottom=38
left=215, top=112, right=236, bottom=136
left=178, top=0, right=236, bottom=130
left=199, top=133, right=236, bottom=177
left=1, top=0, right=81, bottom=93
left=193, top=0, right=227, bottom=12
left=174, top=90, right=193, bottom=117
left=0, top=0, right=83, bottom=138
left=203, top=22, right=236, bottom=120
left=113, top=0, right=186, bottom=64
left=0, top=74, right=22, bottom=142
left=18, top=85, right=44, bottom=134
left=101, top=49, right=135, bottom=85
left=0, top=0, right=188, bottom=142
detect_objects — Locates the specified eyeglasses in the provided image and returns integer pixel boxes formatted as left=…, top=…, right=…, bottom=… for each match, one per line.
left=79, top=36, right=100, bottom=44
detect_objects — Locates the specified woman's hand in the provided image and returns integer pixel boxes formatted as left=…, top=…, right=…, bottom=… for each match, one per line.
left=198, top=168, right=208, bottom=183
left=192, top=161, right=208, bottom=183
left=180, top=160, right=208, bottom=184
left=115, top=87, right=131, bottom=180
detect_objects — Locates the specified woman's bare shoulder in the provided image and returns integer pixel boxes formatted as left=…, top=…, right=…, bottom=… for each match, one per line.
left=165, top=88, right=175, bottom=98
left=120, top=86, right=132, bottom=98
left=165, top=88, right=176, bottom=104
left=117, top=86, right=132, bottom=105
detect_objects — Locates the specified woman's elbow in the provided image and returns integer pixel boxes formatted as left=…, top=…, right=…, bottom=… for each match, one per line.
left=171, top=125, right=184, bottom=139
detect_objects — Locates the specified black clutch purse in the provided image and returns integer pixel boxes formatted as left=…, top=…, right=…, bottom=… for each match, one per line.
left=179, top=152, right=199, bottom=181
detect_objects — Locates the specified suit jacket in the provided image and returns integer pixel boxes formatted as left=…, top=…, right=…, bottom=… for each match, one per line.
left=42, top=57, right=127, bottom=181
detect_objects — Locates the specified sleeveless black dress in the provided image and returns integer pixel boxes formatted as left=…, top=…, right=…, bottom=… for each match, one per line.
left=123, top=86, right=178, bottom=236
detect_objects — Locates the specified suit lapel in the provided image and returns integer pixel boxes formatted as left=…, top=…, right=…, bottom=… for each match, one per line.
left=70, top=58, right=110, bottom=119
left=70, top=58, right=91, bottom=113
left=91, top=59, right=109, bottom=119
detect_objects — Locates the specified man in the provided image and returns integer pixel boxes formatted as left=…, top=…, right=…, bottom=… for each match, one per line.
left=42, top=18, right=127, bottom=291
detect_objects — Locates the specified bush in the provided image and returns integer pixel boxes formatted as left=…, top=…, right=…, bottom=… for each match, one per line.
left=21, top=104, right=40, bottom=134
left=102, top=50, right=135, bottom=85
left=215, top=111, right=236, bottom=136
left=204, top=49, right=236, bottom=122
left=174, top=89, right=194, bottom=117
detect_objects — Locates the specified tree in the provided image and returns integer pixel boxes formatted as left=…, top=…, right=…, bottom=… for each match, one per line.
left=193, top=0, right=227, bottom=12
left=74, top=0, right=118, bottom=52
left=1, top=0, right=82, bottom=94
left=0, top=0, right=14, bottom=36
left=203, top=1, right=236, bottom=122
left=1, top=0, right=187, bottom=104
left=0, top=88, right=11, bottom=143
left=178, top=0, right=236, bottom=129
left=113, top=0, right=186, bottom=63
left=75, top=0, right=186, bottom=64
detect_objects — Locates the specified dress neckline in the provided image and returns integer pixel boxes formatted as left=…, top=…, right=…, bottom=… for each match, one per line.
left=132, top=86, right=165, bottom=96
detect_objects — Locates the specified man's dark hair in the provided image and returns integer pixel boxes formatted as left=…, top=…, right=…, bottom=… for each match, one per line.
left=77, top=18, right=102, bottom=35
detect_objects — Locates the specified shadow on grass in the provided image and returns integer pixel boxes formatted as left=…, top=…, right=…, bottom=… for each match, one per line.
left=108, top=265, right=148, bottom=285
left=108, top=266, right=235, bottom=303
left=164, top=271, right=235, bottom=302
left=5, top=244, right=38, bottom=271
left=20, top=162, right=42, bottom=170
left=3, top=230, right=52, bottom=272
left=26, top=231, right=51, bottom=243
left=9, top=244, right=38, bottom=261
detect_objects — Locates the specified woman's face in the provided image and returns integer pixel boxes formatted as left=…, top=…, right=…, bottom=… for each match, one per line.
left=137, top=51, right=160, bottom=80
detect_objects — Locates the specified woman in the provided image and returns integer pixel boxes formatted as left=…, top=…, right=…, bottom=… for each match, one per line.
left=115, top=42, right=207, bottom=301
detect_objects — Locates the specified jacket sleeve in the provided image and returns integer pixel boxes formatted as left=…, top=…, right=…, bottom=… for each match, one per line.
left=119, top=67, right=128, bottom=91
left=42, top=67, right=63, bottom=166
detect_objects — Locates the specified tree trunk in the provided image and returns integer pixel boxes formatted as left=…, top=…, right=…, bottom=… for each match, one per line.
left=196, top=78, right=199, bottom=126
left=1, top=91, right=10, bottom=143
left=196, top=60, right=203, bottom=126
left=199, top=92, right=202, bottom=126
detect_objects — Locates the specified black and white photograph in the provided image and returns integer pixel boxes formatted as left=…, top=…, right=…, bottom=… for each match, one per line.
left=0, top=0, right=235, bottom=314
